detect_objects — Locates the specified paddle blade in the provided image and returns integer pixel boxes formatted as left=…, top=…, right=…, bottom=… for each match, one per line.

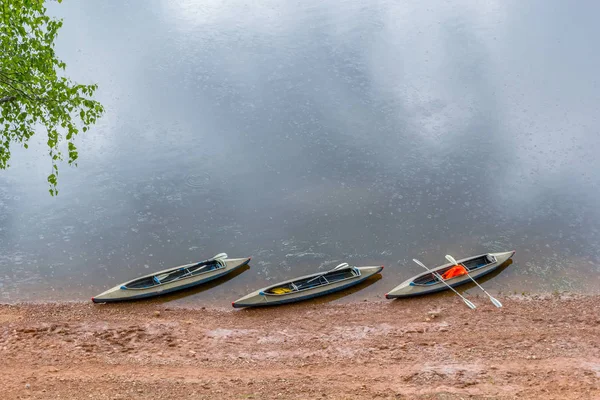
left=334, top=262, right=350, bottom=270
left=212, top=253, right=228, bottom=260
left=413, top=259, right=427, bottom=269
left=491, top=297, right=503, bottom=308
left=445, top=254, right=459, bottom=265
left=463, top=298, right=477, bottom=309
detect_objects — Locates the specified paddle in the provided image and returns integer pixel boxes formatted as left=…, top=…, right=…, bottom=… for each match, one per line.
left=210, top=253, right=228, bottom=268
left=413, top=259, right=477, bottom=310
left=445, top=254, right=502, bottom=308
left=307, top=262, right=350, bottom=284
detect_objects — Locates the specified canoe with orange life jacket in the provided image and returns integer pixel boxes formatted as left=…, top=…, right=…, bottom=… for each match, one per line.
left=384, top=251, right=516, bottom=299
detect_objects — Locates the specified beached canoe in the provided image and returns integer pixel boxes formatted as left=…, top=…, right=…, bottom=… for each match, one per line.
left=232, top=263, right=383, bottom=308
left=385, top=251, right=515, bottom=299
left=92, top=253, right=251, bottom=303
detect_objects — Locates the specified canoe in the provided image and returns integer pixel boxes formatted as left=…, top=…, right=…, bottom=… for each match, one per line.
left=92, top=253, right=251, bottom=303
left=385, top=251, right=515, bottom=299
left=232, top=263, right=383, bottom=308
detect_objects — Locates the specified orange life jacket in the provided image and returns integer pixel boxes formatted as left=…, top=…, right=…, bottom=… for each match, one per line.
left=441, top=265, right=468, bottom=280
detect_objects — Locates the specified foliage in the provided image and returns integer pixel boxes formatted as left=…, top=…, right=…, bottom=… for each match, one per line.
left=0, top=0, right=104, bottom=195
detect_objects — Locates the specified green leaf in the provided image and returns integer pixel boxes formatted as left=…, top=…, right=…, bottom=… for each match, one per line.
left=47, top=173, right=57, bottom=185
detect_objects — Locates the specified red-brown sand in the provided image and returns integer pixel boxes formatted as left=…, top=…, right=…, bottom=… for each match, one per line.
left=1, top=294, right=599, bottom=399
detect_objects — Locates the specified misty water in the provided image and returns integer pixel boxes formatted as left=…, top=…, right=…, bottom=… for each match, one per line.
left=1, top=0, right=599, bottom=305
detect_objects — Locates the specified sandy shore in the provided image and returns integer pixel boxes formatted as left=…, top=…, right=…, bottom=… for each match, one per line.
left=1, top=294, right=599, bottom=399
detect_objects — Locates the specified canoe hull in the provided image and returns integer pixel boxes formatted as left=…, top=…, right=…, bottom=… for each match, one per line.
left=385, top=251, right=514, bottom=299
left=232, top=265, right=383, bottom=308
left=92, top=257, right=250, bottom=303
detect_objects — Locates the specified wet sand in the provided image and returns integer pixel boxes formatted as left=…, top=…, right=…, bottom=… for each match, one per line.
left=1, top=294, right=599, bottom=399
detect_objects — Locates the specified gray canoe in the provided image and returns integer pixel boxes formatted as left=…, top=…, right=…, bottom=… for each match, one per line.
left=385, top=251, right=515, bottom=299
left=92, top=253, right=250, bottom=303
left=232, top=263, right=384, bottom=308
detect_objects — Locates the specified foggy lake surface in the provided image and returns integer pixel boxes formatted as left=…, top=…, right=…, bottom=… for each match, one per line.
left=1, top=0, right=599, bottom=305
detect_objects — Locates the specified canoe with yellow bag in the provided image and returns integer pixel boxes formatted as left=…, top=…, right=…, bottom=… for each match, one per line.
left=232, top=262, right=383, bottom=308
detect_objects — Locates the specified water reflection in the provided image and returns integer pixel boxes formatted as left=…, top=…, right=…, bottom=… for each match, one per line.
left=0, top=0, right=599, bottom=303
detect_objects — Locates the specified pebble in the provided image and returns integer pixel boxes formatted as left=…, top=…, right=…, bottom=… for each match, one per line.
left=153, top=311, right=161, bottom=317
left=25, top=383, right=31, bottom=389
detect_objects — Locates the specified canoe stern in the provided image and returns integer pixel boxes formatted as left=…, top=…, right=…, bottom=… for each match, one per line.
left=231, top=289, right=264, bottom=308
left=91, top=286, right=123, bottom=303
left=490, top=250, right=515, bottom=265
left=385, top=279, right=418, bottom=298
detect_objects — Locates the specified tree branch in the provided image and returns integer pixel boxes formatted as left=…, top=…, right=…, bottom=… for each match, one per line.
left=0, top=74, right=37, bottom=102
left=0, top=95, right=16, bottom=104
